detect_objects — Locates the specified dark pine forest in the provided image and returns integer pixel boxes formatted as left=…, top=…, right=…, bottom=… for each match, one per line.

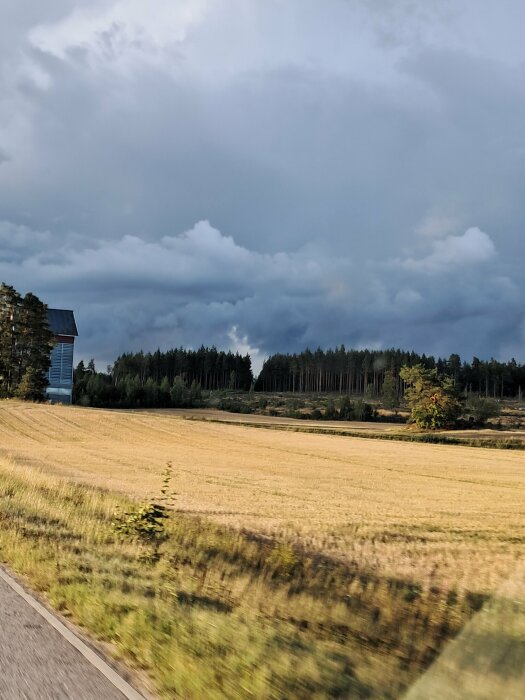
left=113, top=347, right=253, bottom=390
left=74, top=347, right=253, bottom=408
left=74, top=344, right=525, bottom=409
left=255, top=348, right=525, bottom=399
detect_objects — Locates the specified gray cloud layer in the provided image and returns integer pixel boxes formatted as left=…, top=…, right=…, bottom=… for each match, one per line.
left=1, top=1, right=524, bottom=370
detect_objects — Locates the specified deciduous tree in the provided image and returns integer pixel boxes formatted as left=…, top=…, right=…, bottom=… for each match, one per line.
left=400, top=364, right=463, bottom=430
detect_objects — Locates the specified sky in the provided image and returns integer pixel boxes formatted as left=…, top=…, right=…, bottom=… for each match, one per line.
left=1, top=0, right=524, bottom=374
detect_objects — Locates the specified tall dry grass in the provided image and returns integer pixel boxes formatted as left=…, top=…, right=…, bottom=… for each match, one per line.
left=0, top=456, right=490, bottom=699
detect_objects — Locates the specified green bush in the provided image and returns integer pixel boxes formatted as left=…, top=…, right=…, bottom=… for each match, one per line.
left=352, top=399, right=376, bottom=421
left=338, top=396, right=376, bottom=421
left=324, top=398, right=338, bottom=420
left=217, top=397, right=253, bottom=414
left=462, top=395, right=501, bottom=426
left=112, top=463, right=175, bottom=561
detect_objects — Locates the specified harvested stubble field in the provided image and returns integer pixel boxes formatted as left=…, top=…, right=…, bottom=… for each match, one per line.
left=1, top=401, right=523, bottom=594
left=0, top=400, right=524, bottom=698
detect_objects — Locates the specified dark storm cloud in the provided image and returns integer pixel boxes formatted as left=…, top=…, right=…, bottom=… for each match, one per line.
left=0, top=0, right=524, bottom=370
left=2, top=219, right=523, bottom=373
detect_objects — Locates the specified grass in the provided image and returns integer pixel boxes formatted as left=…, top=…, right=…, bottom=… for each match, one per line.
left=0, top=401, right=524, bottom=695
left=1, top=401, right=524, bottom=597
left=0, top=458, right=490, bottom=699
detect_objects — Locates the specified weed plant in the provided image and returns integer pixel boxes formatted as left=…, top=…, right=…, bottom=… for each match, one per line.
left=112, top=462, right=176, bottom=561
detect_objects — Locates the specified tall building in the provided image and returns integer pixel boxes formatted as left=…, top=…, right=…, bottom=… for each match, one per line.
left=46, top=309, right=78, bottom=404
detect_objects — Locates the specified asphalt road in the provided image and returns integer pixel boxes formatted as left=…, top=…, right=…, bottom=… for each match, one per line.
left=0, top=571, right=132, bottom=700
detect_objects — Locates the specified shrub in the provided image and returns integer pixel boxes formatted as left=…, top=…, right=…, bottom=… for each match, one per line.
left=339, top=396, right=354, bottom=420
left=352, top=399, right=376, bottom=421
left=267, top=543, right=299, bottom=579
left=338, top=396, right=377, bottom=421
left=217, top=397, right=253, bottom=414
left=462, top=395, right=501, bottom=426
left=113, top=463, right=175, bottom=561
left=324, top=398, right=338, bottom=420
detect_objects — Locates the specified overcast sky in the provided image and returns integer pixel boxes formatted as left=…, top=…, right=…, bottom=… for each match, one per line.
left=1, top=1, right=524, bottom=373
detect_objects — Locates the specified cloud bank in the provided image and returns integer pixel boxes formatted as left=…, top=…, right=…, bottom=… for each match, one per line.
left=1, top=1, right=524, bottom=368
left=2, top=219, right=522, bottom=372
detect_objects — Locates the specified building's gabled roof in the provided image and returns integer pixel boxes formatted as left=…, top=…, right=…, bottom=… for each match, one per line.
left=47, top=308, right=78, bottom=337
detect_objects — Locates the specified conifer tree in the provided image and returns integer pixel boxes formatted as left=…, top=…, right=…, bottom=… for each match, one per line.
left=381, top=370, right=399, bottom=409
left=17, top=292, right=54, bottom=395
left=0, top=283, right=21, bottom=396
left=0, top=283, right=53, bottom=400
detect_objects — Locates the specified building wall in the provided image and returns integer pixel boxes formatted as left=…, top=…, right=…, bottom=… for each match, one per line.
left=46, top=336, right=75, bottom=404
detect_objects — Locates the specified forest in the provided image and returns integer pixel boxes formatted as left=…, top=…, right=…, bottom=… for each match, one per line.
left=112, top=347, right=253, bottom=390
left=72, top=344, right=525, bottom=410
left=73, top=347, right=253, bottom=408
left=255, top=347, right=525, bottom=398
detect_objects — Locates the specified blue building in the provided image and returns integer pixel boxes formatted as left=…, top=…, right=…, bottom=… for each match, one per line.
left=46, top=309, right=78, bottom=404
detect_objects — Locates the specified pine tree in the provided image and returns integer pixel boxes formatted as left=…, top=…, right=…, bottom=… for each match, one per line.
left=0, top=284, right=53, bottom=400
left=0, top=283, right=21, bottom=396
left=16, top=292, right=54, bottom=398
left=381, top=370, right=399, bottom=409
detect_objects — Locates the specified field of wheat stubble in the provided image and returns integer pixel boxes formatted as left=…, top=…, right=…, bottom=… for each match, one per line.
left=1, top=401, right=523, bottom=595
left=0, top=400, right=523, bottom=697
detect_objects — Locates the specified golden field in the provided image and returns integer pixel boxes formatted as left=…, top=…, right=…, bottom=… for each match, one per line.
left=1, top=400, right=524, bottom=596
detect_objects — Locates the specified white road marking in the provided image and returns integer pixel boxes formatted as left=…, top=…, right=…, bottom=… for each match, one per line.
left=0, top=566, right=145, bottom=700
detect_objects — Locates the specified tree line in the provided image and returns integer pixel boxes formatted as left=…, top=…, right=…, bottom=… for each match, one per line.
left=1, top=280, right=524, bottom=411
left=254, top=347, right=525, bottom=399
left=73, top=347, right=253, bottom=408
left=0, top=283, right=53, bottom=400
left=112, top=347, right=253, bottom=390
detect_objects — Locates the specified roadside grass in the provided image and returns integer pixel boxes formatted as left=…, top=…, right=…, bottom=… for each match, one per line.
left=0, top=458, right=487, bottom=699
